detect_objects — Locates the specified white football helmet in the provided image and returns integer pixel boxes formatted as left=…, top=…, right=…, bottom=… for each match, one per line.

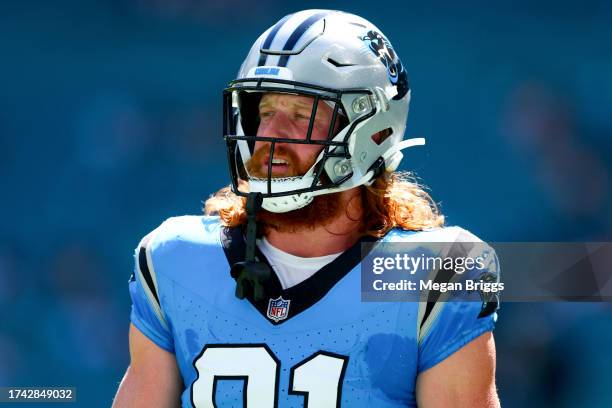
left=224, top=9, right=424, bottom=213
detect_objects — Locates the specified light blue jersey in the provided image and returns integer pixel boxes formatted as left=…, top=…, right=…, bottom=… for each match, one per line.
left=129, top=215, right=499, bottom=407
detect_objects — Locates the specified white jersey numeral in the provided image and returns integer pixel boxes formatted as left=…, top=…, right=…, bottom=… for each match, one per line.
left=191, top=345, right=348, bottom=408
left=289, top=351, right=348, bottom=408
left=192, top=345, right=279, bottom=408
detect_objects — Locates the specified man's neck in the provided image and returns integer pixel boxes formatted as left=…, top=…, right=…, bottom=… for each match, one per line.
left=264, top=189, right=363, bottom=258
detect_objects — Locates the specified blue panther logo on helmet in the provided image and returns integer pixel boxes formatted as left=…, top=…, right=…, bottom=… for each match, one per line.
left=361, top=30, right=409, bottom=100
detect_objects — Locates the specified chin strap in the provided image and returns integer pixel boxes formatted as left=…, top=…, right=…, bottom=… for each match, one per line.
left=244, top=192, right=262, bottom=262
left=230, top=193, right=273, bottom=301
left=382, top=137, right=426, bottom=172
left=363, top=137, right=427, bottom=186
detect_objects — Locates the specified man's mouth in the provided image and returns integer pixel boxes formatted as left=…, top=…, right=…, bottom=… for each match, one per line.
left=263, top=156, right=290, bottom=175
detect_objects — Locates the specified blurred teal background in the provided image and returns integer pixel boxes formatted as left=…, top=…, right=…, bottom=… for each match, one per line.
left=1, top=0, right=611, bottom=406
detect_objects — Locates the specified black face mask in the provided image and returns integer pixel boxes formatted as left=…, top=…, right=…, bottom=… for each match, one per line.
left=223, top=78, right=368, bottom=200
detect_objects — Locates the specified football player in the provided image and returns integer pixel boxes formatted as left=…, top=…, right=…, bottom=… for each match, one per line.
left=113, top=9, right=500, bottom=408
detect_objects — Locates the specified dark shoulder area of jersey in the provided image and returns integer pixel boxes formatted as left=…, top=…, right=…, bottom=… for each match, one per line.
left=381, top=225, right=500, bottom=318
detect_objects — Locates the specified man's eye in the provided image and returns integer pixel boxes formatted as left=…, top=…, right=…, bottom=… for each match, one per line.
left=260, top=112, right=273, bottom=118
left=295, top=113, right=311, bottom=120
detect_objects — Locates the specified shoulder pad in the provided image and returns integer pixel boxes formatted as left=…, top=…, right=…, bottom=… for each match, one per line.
left=415, top=226, right=500, bottom=340
left=133, top=215, right=223, bottom=328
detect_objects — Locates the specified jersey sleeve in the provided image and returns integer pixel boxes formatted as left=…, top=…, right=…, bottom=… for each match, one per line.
left=416, top=229, right=500, bottom=373
left=128, top=231, right=175, bottom=353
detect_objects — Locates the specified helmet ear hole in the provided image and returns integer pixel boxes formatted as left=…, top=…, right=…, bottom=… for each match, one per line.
left=371, top=128, right=393, bottom=145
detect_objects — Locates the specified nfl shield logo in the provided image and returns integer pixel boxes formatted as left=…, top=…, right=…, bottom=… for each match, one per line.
left=267, top=296, right=290, bottom=322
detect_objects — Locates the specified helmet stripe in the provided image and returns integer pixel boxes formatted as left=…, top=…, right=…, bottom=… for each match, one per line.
left=258, top=13, right=293, bottom=66
left=277, top=12, right=329, bottom=67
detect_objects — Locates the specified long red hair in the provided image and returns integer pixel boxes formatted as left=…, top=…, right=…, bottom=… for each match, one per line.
left=204, top=171, right=444, bottom=237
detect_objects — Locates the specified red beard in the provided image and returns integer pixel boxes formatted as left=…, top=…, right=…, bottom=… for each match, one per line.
left=245, top=143, right=343, bottom=233
left=257, top=193, right=344, bottom=233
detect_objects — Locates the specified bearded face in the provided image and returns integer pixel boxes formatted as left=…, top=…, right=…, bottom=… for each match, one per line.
left=244, top=93, right=345, bottom=232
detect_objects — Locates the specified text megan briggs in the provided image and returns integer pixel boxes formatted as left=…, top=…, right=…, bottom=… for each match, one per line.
left=372, top=279, right=504, bottom=293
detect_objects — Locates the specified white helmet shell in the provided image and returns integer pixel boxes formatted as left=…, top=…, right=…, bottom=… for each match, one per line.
left=224, top=9, right=423, bottom=213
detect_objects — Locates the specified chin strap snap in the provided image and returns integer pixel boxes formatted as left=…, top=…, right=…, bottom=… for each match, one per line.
left=230, top=193, right=273, bottom=301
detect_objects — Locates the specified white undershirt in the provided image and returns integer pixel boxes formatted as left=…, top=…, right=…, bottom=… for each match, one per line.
left=256, top=237, right=343, bottom=289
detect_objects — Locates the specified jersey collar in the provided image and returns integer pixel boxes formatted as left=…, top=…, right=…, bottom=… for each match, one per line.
left=221, top=226, right=377, bottom=325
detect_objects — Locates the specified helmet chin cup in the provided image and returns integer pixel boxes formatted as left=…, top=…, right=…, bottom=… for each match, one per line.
left=248, top=176, right=317, bottom=213
left=262, top=193, right=314, bottom=213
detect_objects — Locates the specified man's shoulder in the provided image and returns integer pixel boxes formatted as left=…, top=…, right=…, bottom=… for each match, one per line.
left=382, top=226, right=496, bottom=264
left=383, top=225, right=486, bottom=244
left=137, top=215, right=223, bottom=254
